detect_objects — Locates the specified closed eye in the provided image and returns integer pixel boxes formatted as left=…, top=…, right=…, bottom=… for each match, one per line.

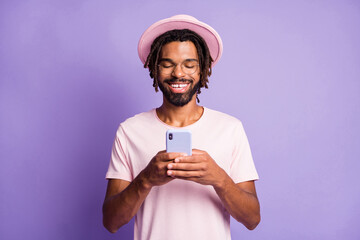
left=184, top=65, right=196, bottom=69
left=159, top=61, right=174, bottom=68
left=162, top=64, right=174, bottom=68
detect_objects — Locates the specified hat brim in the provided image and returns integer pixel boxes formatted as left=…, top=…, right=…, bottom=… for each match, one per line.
left=138, top=15, right=223, bottom=67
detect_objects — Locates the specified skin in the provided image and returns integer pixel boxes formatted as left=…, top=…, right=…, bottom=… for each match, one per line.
left=102, top=41, right=260, bottom=233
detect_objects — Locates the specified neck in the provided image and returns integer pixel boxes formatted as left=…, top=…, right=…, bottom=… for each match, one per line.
left=156, top=95, right=204, bottom=127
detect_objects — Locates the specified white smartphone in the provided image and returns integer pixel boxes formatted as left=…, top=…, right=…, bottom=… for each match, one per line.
left=166, top=129, right=192, bottom=156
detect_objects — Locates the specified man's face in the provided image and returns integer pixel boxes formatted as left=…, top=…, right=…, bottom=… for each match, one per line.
left=157, top=41, right=201, bottom=107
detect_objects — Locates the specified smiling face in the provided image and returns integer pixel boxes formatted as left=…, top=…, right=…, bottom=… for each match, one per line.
left=157, top=41, right=201, bottom=107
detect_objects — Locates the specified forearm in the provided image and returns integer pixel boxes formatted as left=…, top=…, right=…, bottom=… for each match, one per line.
left=214, top=175, right=260, bottom=230
left=102, top=172, right=151, bottom=233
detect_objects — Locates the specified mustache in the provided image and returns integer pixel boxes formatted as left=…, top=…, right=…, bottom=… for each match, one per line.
left=164, top=78, right=193, bottom=84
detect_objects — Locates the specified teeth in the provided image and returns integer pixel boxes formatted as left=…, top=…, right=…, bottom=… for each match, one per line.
left=171, top=84, right=188, bottom=88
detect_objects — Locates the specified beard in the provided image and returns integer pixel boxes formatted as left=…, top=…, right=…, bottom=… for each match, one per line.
left=158, top=78, right=200, bottom=107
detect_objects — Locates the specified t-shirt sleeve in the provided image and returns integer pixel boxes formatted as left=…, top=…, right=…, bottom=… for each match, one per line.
left=105, top=125, right=133, bottom=181
left=230, top=122, right=259, bottom=183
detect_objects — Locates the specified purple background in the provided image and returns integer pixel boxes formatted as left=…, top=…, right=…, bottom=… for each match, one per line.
left=1, top=0, right=359, bottom=239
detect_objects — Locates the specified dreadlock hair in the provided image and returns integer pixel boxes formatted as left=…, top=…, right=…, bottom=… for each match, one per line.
left=144, top=29, right=213, bottom=102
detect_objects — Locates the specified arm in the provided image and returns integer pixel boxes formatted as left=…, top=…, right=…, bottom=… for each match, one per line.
left=166, top=149, right=260, bottom=230
left=102, top=176, right=150, bottom=233
left=214, top=179, right=260, bottom=230
left=102, top=151, right=186, bottom=233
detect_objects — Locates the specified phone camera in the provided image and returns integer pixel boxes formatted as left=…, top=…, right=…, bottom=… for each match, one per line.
left=169, top=133, right=173, bottom=140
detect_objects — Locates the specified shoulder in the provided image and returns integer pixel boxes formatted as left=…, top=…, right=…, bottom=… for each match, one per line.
left=204, top=107, right=243, bottom=126
left=120, top=109, right=155, bottom=128
left=114, top=109, right=156, bottom=137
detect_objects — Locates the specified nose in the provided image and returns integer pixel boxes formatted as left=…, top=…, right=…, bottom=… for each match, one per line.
left=171, top=64, right=185, bottom=78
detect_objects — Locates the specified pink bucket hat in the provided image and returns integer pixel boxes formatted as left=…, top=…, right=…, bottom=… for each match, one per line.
left=138, top=14, right=223, bottom=66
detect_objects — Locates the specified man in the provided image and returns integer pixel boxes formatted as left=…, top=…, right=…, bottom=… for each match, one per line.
left=102, top=15, right=260, bottom=240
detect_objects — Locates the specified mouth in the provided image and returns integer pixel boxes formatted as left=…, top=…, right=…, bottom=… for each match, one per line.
left=166, top=80, right=192, bottom=93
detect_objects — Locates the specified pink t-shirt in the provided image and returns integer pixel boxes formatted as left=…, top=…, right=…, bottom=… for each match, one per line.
left=106, top=107, right=259, bottom=240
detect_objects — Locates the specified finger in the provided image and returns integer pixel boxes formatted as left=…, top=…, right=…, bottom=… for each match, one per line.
left=167, top=170, right=203, bottom=178
left=174, top=155, right=203, bottom=163
left=191, top=149, right=205, bottom=155
left=167, top=162, right=204, bottom=171
left=158, top=152, right=187, bottom=161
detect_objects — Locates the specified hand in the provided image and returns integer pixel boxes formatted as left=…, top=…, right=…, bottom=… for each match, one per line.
left=166, top=149, right=227, bottom=187
left=140, top=151, right=187, bottom=188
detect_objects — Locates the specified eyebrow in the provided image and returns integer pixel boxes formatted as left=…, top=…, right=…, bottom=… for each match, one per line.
left=159, top=58, right=199, bottom=63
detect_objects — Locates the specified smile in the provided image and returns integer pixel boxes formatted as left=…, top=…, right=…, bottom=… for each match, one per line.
left=168, top=82, right=190, bottom=93
left=170, top=83, right=188, bottom=88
